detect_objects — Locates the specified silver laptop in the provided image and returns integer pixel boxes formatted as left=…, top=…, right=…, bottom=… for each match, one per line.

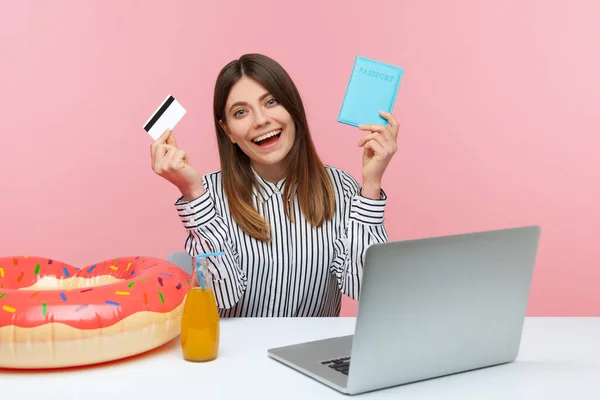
left=267, top=225, right=541, bottom=395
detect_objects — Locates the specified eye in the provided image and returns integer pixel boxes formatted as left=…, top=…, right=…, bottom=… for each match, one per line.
left=266, top=98, right=279, bottom=107
left=233, top=109, right=246, bottom=117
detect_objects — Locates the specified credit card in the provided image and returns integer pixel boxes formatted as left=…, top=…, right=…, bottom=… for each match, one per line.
left=143, top=94, right=186, bottom=140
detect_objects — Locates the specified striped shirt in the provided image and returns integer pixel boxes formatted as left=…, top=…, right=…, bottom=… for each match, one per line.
left=174, top=165, right=388, bottom=318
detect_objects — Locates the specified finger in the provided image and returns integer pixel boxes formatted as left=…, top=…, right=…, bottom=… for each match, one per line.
left=165, top=129, right=178, bottom=147
left=357, top=121, right=394, bottom=143
left=161, top=146, right=178, bottom=170
left=153, top=128, right=173, bottom=145
left=152, top=128, right=178, bottom=149
left=358, top=132, right=388, bottom=148
left=357, top=123, right=387, bottom=134
left=153, top=143, right=176, bottom=172
left=379, top=111, right=399, bottom=136
left=172, top=149, right=188, bottom=169
left=150, top=129, right=173, bottom=157
left=363, top=139, right=386, bottom=158
left=151, top=144, right=166, bottom=172
left=375, top=125, right=395, bottom=144
left=362, top=135, right=397, bottom=160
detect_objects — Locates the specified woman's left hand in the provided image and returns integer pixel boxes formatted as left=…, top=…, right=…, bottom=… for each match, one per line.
left=357, top=111, right=399, bottom=198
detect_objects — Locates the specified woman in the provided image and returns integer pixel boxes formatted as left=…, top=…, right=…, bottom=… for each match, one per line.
left=150, top=53, right=399, bottom=318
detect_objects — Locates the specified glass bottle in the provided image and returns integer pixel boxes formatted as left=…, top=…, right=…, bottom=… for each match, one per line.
left=180, top=251, right=223, bottom=362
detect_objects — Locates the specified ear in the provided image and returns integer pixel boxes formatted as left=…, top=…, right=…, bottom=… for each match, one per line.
left=219, top=119, right=236, bottom=144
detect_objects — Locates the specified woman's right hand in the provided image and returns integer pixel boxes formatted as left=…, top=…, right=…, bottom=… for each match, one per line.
left=150, top=128, right=205, bottom=201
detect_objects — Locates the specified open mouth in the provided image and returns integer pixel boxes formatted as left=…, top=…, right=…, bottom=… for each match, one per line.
left=252, top=129, right=281, bottom=147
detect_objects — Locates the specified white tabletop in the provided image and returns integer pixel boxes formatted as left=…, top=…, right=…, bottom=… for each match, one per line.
left=1, top=317, right=599, bottom=399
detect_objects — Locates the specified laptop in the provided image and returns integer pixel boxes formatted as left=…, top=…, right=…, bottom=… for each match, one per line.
left=267, top=225, right=541, bottom=395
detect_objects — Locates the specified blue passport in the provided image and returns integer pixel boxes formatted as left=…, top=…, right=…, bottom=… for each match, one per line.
left=338, top=56, right=404, bottom=127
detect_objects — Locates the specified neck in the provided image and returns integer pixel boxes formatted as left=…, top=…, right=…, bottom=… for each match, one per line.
left=252, top=163, right=287, bottom=184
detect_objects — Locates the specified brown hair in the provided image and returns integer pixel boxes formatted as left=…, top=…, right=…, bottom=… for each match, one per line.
left=213, top=53, right=335, bottom=242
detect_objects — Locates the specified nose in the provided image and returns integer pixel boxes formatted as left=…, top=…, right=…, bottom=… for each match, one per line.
left=252, top=108, right=270, bottom=128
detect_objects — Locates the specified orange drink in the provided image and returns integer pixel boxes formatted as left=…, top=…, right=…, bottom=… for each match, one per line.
left=180, top=251, right=223, bottom=362
left=181, top=287, right=219, bottom=362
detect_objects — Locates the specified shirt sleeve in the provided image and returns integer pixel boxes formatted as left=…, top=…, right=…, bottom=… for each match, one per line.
left=174, top=178, right=247, bottom=309
left=329, top=174, right=388, bottom=301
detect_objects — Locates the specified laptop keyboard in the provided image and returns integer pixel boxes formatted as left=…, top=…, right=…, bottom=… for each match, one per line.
left=321, top=356, right=351, bottom=375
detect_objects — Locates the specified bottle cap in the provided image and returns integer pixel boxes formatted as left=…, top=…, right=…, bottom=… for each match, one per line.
left=195, top=251, right=225, bottom=259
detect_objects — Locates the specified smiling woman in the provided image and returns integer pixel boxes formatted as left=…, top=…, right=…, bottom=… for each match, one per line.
left=150, top=53, right=400, bottom=318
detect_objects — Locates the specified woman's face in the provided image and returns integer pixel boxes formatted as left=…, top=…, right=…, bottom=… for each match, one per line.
left=220, top=76, right=296, bottom=183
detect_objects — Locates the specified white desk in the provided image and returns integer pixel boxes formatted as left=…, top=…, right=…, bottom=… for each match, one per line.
left=1, top=317, right=599, bottom=399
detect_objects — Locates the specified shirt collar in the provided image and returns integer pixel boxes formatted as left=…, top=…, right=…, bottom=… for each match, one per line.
left=251, top=166, right=287, bottom=203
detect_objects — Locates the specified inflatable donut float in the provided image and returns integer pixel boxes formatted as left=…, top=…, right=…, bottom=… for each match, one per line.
left=0, top=255, right=190, bottom=369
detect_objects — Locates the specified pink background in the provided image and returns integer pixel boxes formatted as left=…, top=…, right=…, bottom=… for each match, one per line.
left=1, top=1, right=598, bottom=316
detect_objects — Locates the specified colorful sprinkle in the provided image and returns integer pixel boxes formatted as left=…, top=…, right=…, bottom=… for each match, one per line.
left=160, top=273, right=173, bottom=277
left=80, top=288, right=93, bottom=293
left=0, top=293, right=6, bottom=299
left=186, top=278, right=191, bottom=286
left=3, top=305, right=15, bottom=313
left=17, top=272, right=24, bottom=283
left=176, top=282, right=182, bottom=290
left=158, top=277, right=164, bottom=286
left=128, top=282, right=135, bottom=288
left=42, top=303, right=47, bottom=316
left=143, top=293, right=148, bottom=306
left=63, top=268, right=70, bottom=277
left=158, top=292, right=165, bottom=304
left=34, top=264, right=40, bottom=275
left=23, top=256, right=29, bottom=258
left=130, top=270, right=135, bottom=276
left=135, top=256, right=140, bottom=259
left=29, top=291, right=39, bottom=298
left=126, top=263, right=132, bottom=271
left=60, top=293, right=67, bottom=302
left=105, top=301, right=120, bottom=307
left=109, top=265, right=118, bottom=271
left=0, top=268, right=4, bottom=278
left=115, top=291, right=130, bottom=296
left=75, top=305, right=88, bottom=312
left=48, top=259, right=53, bottom=264
left=87, top=265, right=96, bottom=273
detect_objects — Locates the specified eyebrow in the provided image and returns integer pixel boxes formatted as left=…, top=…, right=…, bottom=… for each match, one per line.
left=228, top=92, right=272, bottom=113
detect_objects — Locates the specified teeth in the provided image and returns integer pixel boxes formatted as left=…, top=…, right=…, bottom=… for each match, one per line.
left=253, top=130, right=281, bottom=143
